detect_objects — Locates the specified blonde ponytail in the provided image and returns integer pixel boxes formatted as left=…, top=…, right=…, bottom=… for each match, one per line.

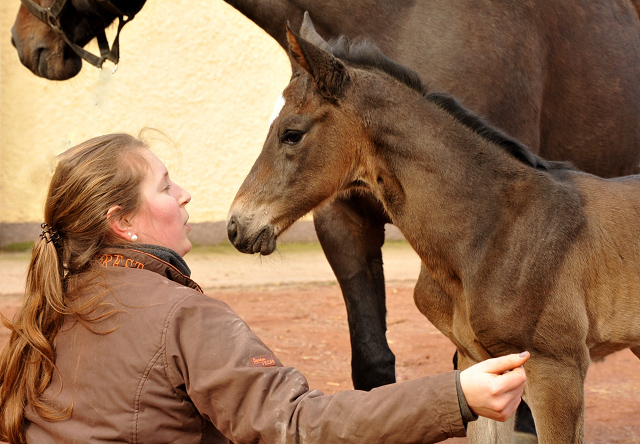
left=0, top=133, right=150, bottom=443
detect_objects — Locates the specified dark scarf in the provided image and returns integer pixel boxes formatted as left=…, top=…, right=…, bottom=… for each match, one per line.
left=131, top=244, right=192, bottom=276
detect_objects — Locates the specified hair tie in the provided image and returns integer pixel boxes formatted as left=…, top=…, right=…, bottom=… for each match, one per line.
left=40, top=223, right=60, bottom=245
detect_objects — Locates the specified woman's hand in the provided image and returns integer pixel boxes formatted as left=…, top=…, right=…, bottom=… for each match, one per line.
left=460, top=352, right=530, bottom=422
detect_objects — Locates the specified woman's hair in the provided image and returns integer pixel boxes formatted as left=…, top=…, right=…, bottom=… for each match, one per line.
left=0, top=132, right=151, bottom=444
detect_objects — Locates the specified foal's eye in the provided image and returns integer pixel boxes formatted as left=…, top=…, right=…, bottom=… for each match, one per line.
left=282, top=130, right=303, bottom=145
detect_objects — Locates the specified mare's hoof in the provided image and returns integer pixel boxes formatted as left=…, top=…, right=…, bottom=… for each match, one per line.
left=512, top=431, right=538, bottom=444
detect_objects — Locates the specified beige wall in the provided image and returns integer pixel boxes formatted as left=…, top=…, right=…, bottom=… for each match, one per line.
left=0, top=0, right=302, bottom=246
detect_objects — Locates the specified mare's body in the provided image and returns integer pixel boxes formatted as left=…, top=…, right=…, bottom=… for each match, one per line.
left=12, top=0, right=640, bottom=395
left=227, top=28, right=640, bottom=443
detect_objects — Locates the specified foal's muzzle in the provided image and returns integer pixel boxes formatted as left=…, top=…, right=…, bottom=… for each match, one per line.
left=227, top=215, right=277, bottom=255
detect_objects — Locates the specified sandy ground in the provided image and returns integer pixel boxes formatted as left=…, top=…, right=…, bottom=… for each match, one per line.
left=0, top=241, right=638, bottom=443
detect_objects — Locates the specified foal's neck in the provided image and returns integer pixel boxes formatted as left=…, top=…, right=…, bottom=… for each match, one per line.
left=362, top=93, right=562, bottom=268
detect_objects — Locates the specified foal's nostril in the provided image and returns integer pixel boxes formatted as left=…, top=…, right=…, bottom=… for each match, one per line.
left=227, top=217, right=239, bottom=244
left=11, top=36, right=16, bottom=48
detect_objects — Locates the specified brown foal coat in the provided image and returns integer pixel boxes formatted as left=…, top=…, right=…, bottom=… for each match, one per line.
left=227, top=28, right=640, bottom=443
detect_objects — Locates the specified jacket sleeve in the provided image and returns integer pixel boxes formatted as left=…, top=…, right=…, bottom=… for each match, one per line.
left=163, top=294, right=467, bottom=444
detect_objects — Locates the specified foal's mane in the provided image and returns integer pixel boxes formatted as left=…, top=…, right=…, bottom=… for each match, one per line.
left=326, top=37, right=571, bottom=172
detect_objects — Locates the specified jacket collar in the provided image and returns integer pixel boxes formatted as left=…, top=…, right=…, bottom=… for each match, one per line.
left=98, top=246, right=203, bottom=293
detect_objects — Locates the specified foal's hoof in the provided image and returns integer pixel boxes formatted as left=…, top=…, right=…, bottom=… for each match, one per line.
left=512, top=431, right=538, bottom=444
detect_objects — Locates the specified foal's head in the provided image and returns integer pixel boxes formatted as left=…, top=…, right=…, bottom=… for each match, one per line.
left=227, top=23, right=406, bottom=255
left=227, top=17, right=568, bottom=255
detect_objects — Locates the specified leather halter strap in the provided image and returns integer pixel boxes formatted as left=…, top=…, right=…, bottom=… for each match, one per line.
left=19, top=0, right=136, bottom=71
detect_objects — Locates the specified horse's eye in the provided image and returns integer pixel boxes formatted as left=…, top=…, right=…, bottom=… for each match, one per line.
left=282, top=130, right=303, bottom=145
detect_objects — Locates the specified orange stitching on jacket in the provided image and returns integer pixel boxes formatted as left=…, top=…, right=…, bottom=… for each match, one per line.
left=99, top=253, right=144, bottom=269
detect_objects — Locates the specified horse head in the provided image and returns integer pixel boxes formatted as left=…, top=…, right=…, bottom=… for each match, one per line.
left=11, top=0, right=144, bottom=80
left=227, top=24, right=370, bottom=255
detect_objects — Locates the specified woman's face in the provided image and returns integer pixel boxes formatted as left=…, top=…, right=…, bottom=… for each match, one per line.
left=129, top=150, right=192, bottom=256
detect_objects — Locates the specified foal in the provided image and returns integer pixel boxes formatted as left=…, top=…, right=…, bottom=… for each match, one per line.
left=227, top=28, right=640, bottom=443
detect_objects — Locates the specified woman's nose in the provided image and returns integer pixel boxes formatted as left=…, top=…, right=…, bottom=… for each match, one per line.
left=180, top=186, right=191, bottom=205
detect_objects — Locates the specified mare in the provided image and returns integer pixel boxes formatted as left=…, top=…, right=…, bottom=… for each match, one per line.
left=10, top=0, right=146, bottom=79
left=11, top=4, right=640, bottom=435
left=227, top=27, right=640, bottom=444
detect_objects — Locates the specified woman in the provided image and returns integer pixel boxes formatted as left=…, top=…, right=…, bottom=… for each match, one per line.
left=0, top=132, right=529, bottom=444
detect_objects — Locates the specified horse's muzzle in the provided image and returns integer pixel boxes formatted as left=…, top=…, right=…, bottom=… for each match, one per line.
left=227, top=215, right=277, bottom=255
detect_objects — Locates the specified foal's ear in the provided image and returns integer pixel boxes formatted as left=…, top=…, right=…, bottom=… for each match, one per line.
left=286, top=25, right=350, bottom=100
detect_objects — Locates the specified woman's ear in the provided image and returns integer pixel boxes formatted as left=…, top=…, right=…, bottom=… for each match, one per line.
left=106, top=206, right=132, bottom=241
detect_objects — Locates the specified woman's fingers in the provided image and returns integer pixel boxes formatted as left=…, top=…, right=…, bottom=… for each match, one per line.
left=490, top=364, right=527, bottom=393
left=460, top=352, right=530, bottom=422
left=477, top=351, right=530, bottom=375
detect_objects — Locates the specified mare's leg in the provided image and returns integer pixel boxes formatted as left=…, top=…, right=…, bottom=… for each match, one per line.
left=313, top=194, right=395, bottom=390
left=523, top=354, right=589, bottom=443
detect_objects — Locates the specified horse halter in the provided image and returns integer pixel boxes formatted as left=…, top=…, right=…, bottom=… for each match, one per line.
left=18, top=0, right=136, bottom=72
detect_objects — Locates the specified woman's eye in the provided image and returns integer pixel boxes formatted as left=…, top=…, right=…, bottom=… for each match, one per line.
left=282, top=130, right=303, bottom=145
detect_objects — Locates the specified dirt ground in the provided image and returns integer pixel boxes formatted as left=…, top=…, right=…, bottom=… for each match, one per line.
left=0, top=241, right=638, bottom=443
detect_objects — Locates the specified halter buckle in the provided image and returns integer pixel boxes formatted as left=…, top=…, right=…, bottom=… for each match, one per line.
left=44, top=8, right=62, bottom=33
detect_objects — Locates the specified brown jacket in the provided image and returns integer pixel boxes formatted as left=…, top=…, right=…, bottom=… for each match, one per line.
left=25, top=247, right=467, bottom=443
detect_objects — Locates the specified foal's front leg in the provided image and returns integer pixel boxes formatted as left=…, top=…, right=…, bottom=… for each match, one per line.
left=522, top=353, right=589, bottom=443
left=467, top=417, right=516, bottom=444
left=313, top=194, right=395, bottom=390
